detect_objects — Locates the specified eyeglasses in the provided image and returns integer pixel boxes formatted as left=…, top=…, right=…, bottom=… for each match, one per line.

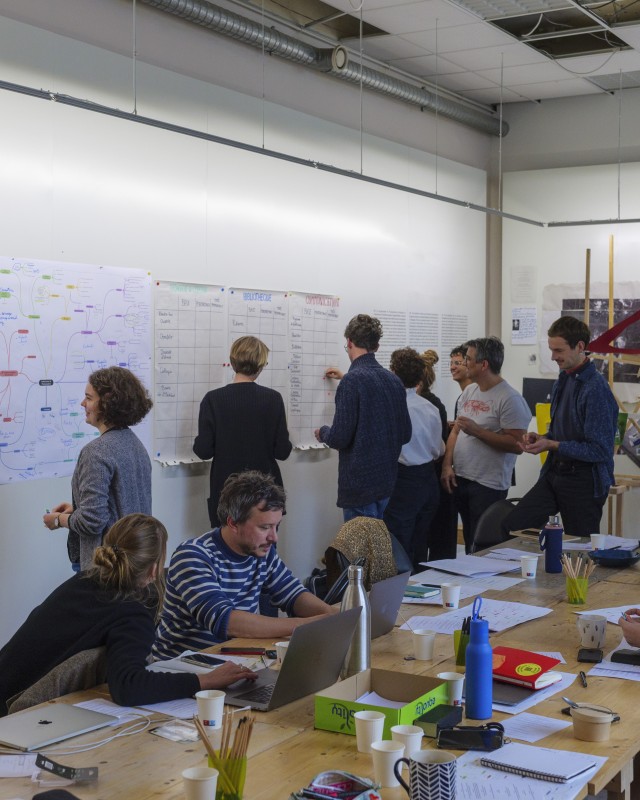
left=464, top=355, right=477, bottom=363
left=450, top=360, right=464, bottom=367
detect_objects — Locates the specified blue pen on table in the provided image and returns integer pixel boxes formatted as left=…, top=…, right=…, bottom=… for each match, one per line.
left=579, top=670, right=588, bottom=688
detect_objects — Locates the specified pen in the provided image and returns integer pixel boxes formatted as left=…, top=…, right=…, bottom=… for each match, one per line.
left=621, top=612, right=629, bottom=621
left=579, top=670, right=588, bottom=688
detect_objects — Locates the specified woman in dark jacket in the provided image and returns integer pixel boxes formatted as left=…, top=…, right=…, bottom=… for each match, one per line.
left=0, top=514, right=255, bottom=716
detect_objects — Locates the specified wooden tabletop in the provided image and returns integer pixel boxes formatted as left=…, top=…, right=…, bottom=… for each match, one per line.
left=2, top=536, right=639, bottom=800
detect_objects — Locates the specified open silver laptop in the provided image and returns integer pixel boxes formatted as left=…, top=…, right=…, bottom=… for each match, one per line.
left=224, top=607, right=360, bottom=712
left=0, top=702, right=118, bottom=751
left=369, top=571, right=410, bottom=639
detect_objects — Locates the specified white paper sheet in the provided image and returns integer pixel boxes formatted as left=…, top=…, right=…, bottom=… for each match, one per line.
left=574, top=605, right=640, bottom=625
left=0, top=754, right=38, bottom=777
left=500, top=712, right=572, bottom=742
left=74, top=698, right=153, bottom=726
left=420, top=555, right=521, bottom=577
left=137, top=698, right=197, bottom=718
left=456, top=748, right=605, bottom=800
left=489, top=548, right=542, bottom=562
left=400, top=598, right=552, bottom=634
left=148, top=651, right=260, bottom=674
left=355, top=691, right=405, bottom=709
left=589, top=642, right=640, bottom=681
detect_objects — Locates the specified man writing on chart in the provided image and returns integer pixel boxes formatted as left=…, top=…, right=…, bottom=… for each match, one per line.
left=503, top=316, right=618, bottom=537
left=314, top=314, right=411, bottom=521
left=153, top=471, right=333, bottom=659
left=441, top=336, right=530, bottom=553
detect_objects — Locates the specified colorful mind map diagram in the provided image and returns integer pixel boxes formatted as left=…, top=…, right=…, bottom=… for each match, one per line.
left=0, top=257, right=152, bottom=484
left=0, top=257, right=151, bottom=483
left=153, top=282, right=340, bottom=463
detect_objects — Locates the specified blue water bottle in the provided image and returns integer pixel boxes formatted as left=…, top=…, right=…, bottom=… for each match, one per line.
left=539, top=515, right=563, bottom=573
left=465, top=598, right=493, bottom=720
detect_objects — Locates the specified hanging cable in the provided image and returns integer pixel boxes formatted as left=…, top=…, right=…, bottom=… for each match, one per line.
left=132, top=0, right=138, bottom=115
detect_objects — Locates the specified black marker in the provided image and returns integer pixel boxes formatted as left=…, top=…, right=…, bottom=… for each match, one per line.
left=579, top=670, right=588, bottom=688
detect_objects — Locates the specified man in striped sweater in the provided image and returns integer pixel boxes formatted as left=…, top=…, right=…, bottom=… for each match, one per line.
left=153, top=471, right=333, bottom=659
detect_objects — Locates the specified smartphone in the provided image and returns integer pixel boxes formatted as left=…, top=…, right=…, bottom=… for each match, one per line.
left=578, top=648, right=603, bottom=663
left=180, top=652, right=226, bottom=668
left=611, top=649, right=640, bottom=666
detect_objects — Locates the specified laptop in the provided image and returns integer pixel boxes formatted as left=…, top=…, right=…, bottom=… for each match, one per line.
left=369, top=571, right=410, bottom=639
left=0, top=703, right=118, bottom=751
left=224, top=606, right=360, bottom=712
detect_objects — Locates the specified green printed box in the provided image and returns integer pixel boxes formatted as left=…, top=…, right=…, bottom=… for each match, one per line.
left=315, top=668, right=447, bottom=737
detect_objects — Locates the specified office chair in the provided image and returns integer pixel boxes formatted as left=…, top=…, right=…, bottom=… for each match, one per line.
left=470, top=497, right=521, bottom=554
left=7, top=646, right=107, bottom=714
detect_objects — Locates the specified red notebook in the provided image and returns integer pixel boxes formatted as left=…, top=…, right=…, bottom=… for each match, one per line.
left=492, top=646, right=562, bottom=690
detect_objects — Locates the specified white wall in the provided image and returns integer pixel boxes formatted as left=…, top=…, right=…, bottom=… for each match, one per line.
left=0, top=16, right=487, bottom=644
left=502, top=164, right=640, bottom=528
left=500, top=91, right=640, bottom=172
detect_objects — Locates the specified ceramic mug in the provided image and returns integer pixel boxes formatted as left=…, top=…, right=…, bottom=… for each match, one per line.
left=394, top=749, right=457, bottom=800
left=577, top=614, right=607, bottom=648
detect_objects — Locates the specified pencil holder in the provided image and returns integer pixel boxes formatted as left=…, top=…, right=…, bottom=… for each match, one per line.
left=453, top=629, right=469, bottom=666
left=209, top=754, right=247, bottom=800
left=566, top=577, right=588, bottom=605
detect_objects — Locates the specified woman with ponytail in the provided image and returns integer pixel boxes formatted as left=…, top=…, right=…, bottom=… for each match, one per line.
left=0, top=514, right=255, bottom=716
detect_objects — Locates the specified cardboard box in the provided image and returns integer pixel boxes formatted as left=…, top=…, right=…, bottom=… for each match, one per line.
left=315, top=668, right=448, bottom=738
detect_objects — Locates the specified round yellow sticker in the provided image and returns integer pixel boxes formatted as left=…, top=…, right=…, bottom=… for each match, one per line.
left=515, top=663, right=542, bottom=676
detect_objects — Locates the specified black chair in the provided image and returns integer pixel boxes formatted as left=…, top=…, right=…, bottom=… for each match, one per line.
left=470, top=497, right=521, bottom=553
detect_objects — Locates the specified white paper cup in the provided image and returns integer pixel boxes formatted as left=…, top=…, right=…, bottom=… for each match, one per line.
left=354, top=709, right=386, bottom=753
left=196, top=689, right=225, bottom=731
left=275, top=641, right=289, bottom=665
left=590, top=533, right=607, bottom=550
left=437, top=671, right=465, bottom=706
left=391, top=724, right=423, bottom=772
left=441, top=583, right=461, bottom=609
left=520, top=554, right=538, bottom=579
left=577, top=614, right=607, bottom=649
left=182, top=766, right=219, bottom=800
left=371, top=739, right=405, bottom=787
left=412, top=630, right=436, bottom=660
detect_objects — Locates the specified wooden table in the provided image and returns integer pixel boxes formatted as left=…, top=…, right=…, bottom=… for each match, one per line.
left=3, top=536, right=640, bottom=800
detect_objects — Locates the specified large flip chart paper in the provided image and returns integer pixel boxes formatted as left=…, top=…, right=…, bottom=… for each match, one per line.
left=0, top=256, right=152, bottom=484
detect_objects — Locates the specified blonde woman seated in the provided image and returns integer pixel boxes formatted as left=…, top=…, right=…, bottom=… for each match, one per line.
left=0, top=514, right=256, bottom=716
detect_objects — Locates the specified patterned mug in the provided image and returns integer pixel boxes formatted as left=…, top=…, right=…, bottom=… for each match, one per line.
left=394, top=750, right=457, bottom=800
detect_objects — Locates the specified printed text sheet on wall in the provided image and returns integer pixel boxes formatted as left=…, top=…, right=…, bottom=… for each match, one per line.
left=0, top=256, right=152, bottom=484
left=154, top=281, right=227, bottom=464
left=153, top=283, right=340, bottom=462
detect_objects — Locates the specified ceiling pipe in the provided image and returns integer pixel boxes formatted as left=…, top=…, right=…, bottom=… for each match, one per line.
left=139, top=0, right=507, bottom=137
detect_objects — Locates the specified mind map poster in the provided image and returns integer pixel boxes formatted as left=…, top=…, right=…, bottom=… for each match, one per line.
left=0, top=257, right=152, bottom=483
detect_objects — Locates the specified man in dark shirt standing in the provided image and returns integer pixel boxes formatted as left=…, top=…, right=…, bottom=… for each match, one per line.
left=504, top=316, right=619, bottom=536
left=314, top=314, right=411, bottom=521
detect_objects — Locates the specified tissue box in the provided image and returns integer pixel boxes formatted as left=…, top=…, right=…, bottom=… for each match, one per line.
left=314, top=668, right=447, bottom=738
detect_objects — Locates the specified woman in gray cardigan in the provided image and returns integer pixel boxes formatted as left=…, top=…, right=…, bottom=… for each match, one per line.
left=43, top=367, right=153, bottom=570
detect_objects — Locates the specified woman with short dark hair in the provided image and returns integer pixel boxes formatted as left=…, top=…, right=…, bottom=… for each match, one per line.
left=43, top=367, right=153, bottom=569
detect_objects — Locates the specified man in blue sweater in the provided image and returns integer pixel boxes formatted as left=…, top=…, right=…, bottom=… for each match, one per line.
left=153, top=471, right=333, bottom=658
left=314, top=314, right=411, bottom=521
left=503, top=316, right=619, bottom=536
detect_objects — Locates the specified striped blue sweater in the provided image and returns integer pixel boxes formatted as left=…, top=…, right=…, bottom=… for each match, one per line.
left=152, top=529, right=307, bottom=659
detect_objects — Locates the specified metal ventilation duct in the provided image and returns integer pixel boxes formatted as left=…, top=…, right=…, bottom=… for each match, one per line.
left=139, top=0, right=507, bottom=137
